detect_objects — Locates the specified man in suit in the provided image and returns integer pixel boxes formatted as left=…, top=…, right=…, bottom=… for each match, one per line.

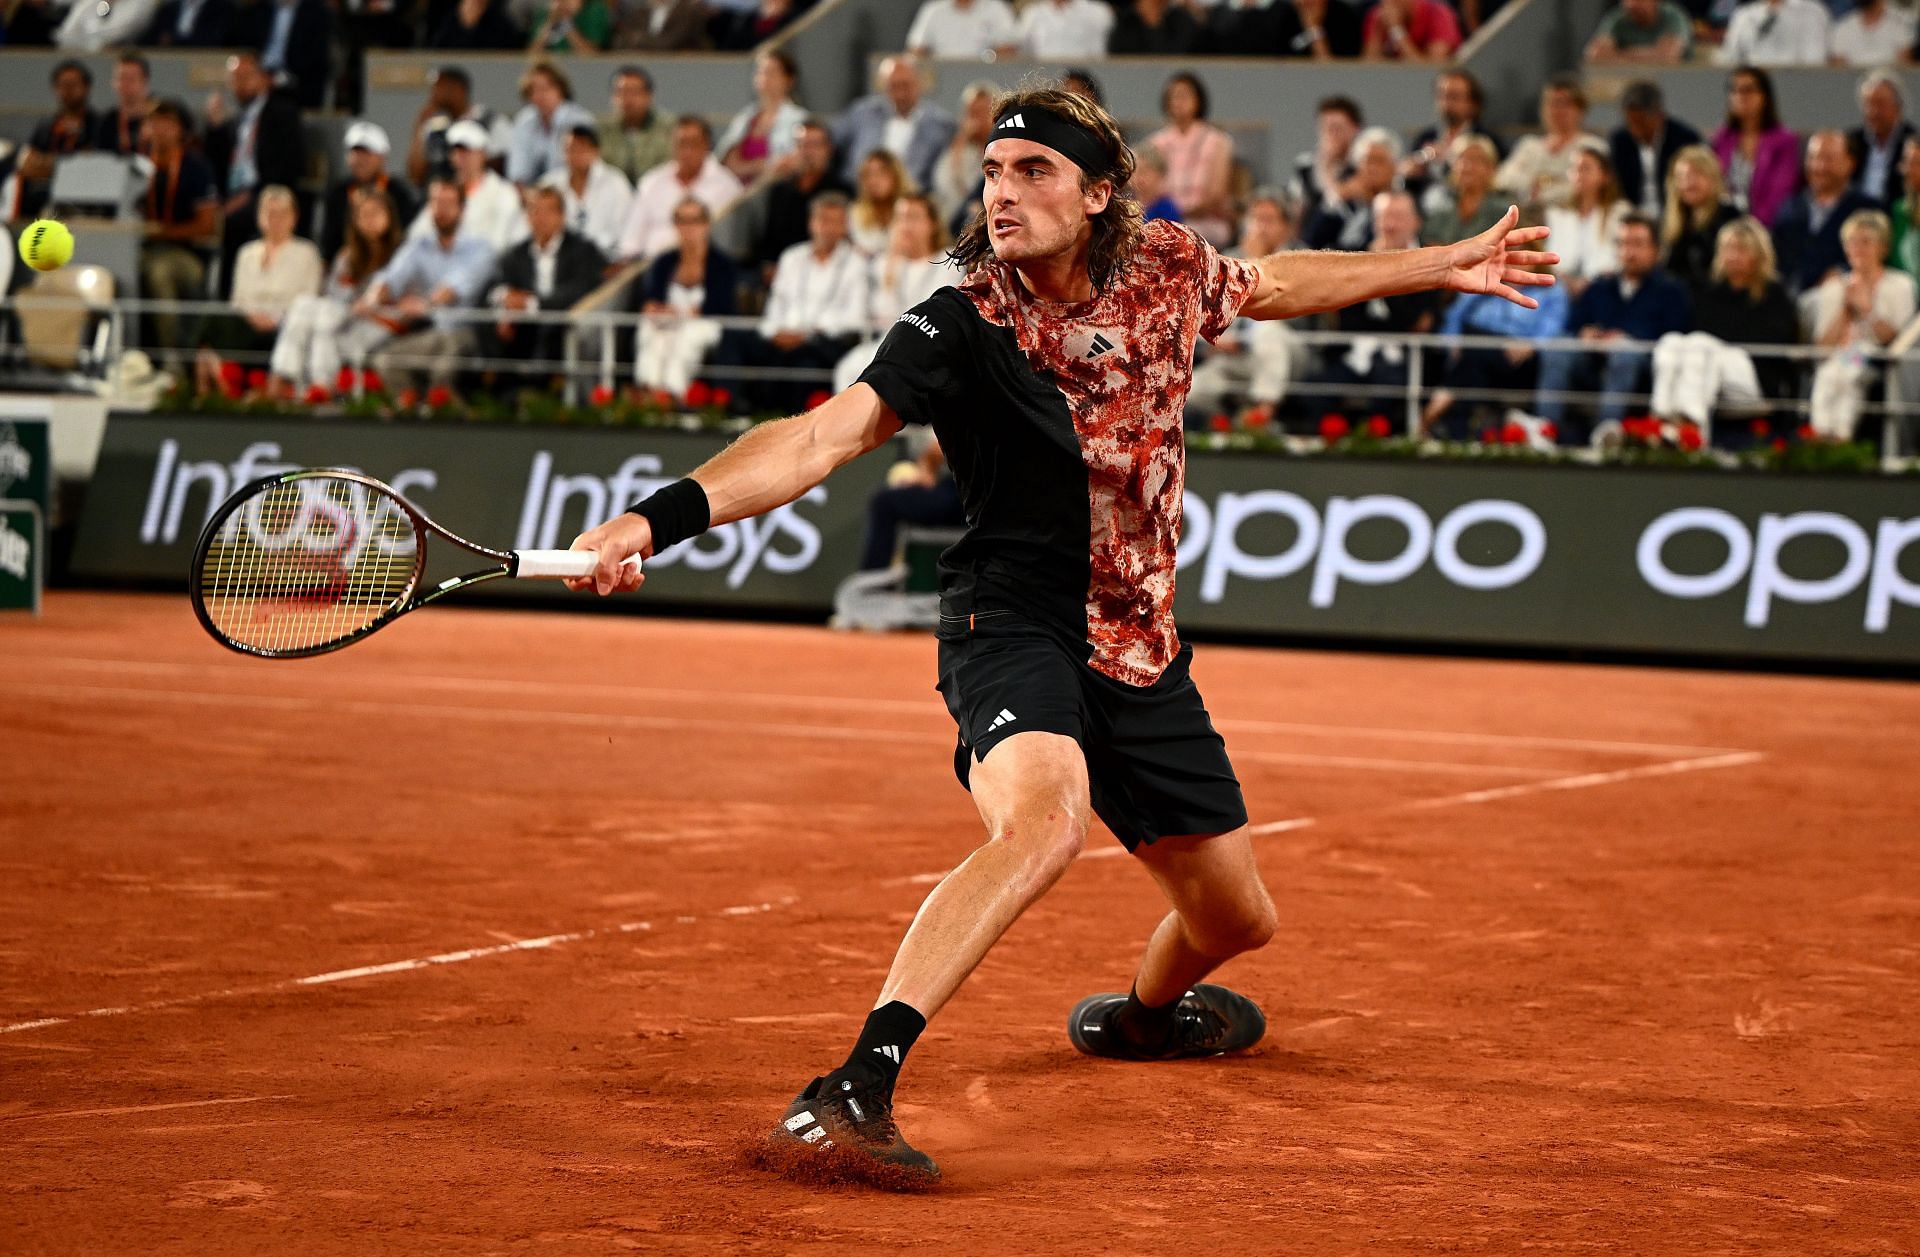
left=142, top=0, right=237, bottom=45
left=205, top=51, right=308, bottom=290
left=832, top=56, right=956, bottom=191
left=237, top=0, right=333, bottom=110
left=1608, top=80, right=1700, bottom=219
left=1846, top=70, right=1916, bottom=209
left=1773, top=131, right=1877, bottom=293
left=487, top=185, right=608, bottom=374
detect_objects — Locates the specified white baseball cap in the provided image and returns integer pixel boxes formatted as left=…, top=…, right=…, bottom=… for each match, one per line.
left=446, top=119, right=491, bottom=151
left=344, top=120, right=391, bottom=155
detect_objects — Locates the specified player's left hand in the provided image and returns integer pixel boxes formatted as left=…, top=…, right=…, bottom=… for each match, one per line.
left=1443, top=205, right=1558, bottom=310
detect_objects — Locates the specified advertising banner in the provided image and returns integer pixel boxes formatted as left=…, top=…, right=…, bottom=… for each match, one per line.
left=0, top=414, right=51, bottom=614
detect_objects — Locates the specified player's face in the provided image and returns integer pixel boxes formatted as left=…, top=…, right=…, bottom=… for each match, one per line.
left=981, top=138, right=1109, bottom=268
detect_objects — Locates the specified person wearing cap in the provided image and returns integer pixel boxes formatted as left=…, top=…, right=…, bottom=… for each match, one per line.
left=538, top=123, right=633, bottom=256
left=616, top=116, right=744, bottom=263
left=1608, top=80, right=1701, bottom=220
left=409, top=119, right=528, bottom=253
left=598, top=66, right=678, bottom=185
left=364, top=177, right=497, bottom=398
left=408, top=67, right=513, bottom=186
left=485, top=184, right=608, bottom=375
left=507, top=61, right=596, bottom=187
left=322, top=121, right=419, bottom=260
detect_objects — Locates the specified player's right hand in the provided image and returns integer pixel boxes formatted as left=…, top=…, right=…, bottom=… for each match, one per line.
left=566, top=512, right=653, bottom=596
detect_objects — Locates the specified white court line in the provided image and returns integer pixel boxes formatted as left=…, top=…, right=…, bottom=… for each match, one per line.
left=2, top=1095, right=295, bottom=1123
left=1395, top=750, right=1767, bottom=812
left=0, top=901, right=790, bottom=1038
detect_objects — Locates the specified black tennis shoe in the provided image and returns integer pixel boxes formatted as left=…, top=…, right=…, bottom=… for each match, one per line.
left=1067, top=983, right=1266, bottom=1060
left=765, top=1073, right=940, bottom=1187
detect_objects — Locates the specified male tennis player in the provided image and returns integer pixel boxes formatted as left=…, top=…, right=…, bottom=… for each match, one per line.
left=568, top=85, right=1555, bottom=1185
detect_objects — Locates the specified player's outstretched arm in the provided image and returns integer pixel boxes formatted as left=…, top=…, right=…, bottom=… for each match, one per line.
left=1240, top=205, right=1558, bottom=322
left=565, top=384, right=903, bottom=595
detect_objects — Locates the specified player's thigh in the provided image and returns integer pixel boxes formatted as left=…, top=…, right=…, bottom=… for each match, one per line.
left=967, top=729, right=1093, bottom=847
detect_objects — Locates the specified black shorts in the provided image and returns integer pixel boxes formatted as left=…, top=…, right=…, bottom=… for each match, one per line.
left=935, top=610, right=1248, bottom=852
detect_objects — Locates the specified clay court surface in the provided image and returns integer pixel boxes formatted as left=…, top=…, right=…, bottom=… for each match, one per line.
left=3, top=592, right=1918, bottom=1253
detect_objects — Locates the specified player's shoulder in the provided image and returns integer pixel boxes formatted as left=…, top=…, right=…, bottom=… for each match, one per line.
left=1139, top=217, right=1211, bottom=265
left=891, top=282, right=981, bottom=346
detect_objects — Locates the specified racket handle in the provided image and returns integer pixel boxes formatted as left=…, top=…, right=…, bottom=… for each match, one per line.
left=510, top=549, right=643, bottom=580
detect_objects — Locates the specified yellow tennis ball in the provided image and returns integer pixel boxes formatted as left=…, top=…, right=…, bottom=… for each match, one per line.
left=19, top=219, right=74, bottom=272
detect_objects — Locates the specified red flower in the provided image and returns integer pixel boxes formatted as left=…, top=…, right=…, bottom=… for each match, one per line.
left=246, top=368, right=268, bottom=392
left=1480, top=428, right=1499, bottom=444
left=362, top=369, right=385, bottom=394
left=805, top=389, right=833, bottom=411
left=425, top=385, right=453, bottom=408
left=1209, top=413, right=1232, bottom=433
left=396, top=387, right=420, bottom=409
left=1541, top=422, right=1559, bottom=442
left=1318, top=414, right=1350, bottom=441
left=1365, top=415, right=1392, bottom=440
left=219, top=361, right=245, bottom=391
left=1501, top=422, right=1526, bottom=445
left=711, top=386, right=733, bottom=409
left=1748, top=418, right=1770, bottom=439
left=304, top=384, right=330, bottom=404
left=1771, top=437, right=1788, bottom=453
left=1677, top=425, right=1704, bottom=451
left=1621, top=417, right=1652, bottom=441
left=1240, top=405, right=1271, bottom=430
left=650, top=389, right=676, bottom=408
left=684, top=379, right=713, bottom=408
left=220, top=377, right=243, bottom=400
left=335, top=367, right=357, bottom=395
left=1795, top=423, right=1816, bottom=441
left=589, top=384, right=615, bottom=407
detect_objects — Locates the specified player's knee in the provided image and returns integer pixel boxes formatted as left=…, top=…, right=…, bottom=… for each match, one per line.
left=1192, top=893, right=1277, bottom=958
left=992, top=809, right=1087, bottom=883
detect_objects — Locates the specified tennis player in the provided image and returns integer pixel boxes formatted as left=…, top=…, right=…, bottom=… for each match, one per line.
left=568, top=85, right=1555, bottom=1185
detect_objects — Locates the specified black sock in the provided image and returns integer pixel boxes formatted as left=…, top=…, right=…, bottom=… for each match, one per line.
left=832, top=1000, right=926, bottom=1096
left=1113, top=984, right=1180, bottom=1051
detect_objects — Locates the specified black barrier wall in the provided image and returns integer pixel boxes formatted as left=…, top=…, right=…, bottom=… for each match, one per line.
left=71, top=415, right=1920, bottom=666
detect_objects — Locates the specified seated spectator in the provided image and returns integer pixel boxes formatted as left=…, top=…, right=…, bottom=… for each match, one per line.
left=411, top=120, right=528, bottom=252
left=138, top=99, right=218, bottom=355
left=1254, top=0, right=1365, bottom=58
left=834, top=193, right=959, bottom=392
left=1830, top=0, right=1912, bottom=66
left=486, top=185, right=606, bottom=373
left=428, top=0, right=522, bottom=48
left=1018, top=0, right=1115, bottom=60
left=1147, top=71, right=1234, bottom=245
left=717, top=49, right=807, bottom=186
left=195, top=185, right=323, bottom=394
left=271, top=187, right=403, bottom=392
left=1111, top=0, right=1201, bottom=54
left=1650, top=214, right=1798, bottom=432
left=1679, top=0, right=1739, bottom=46
left=612, top=0, right=709, bottom=49
left=1496, top=75, right=1600, bottom=211
left=1424, top=135, right=1505, bottom=245
left=855, top=433, right=963, bottom=573
left=851, top=150, right=914, bottom=255
left=931, top=82, right=996, bottom=234
left=541, top=124, right=633, bottom=257
left=1717, top=0, right=1828, bottom=65
left=1362, top=0, right=1462, bottom=60
left=1773, top=131, right=1875, bottom=293
left=713, top=0, right=800, bottom=51
left=322, top=122, right=417, bottom=262
left=754, top=117, right=851, bottom=274
left=1889, top=137, right=1920, bottom=274
left=205, top=51, right=307, bottom=281
left=1313, top=190, right=1438, bottom=417
left=1661, top=145, right=1741, bottom=288
left=1847, top=71, right=1914, bottom=209
left=1610, top=80, right=1702, bottom=219
left=1129, top=146, right=1181, bottom=223
left=1304, top=127, right=1398, bottom=250
left=906, top=0, right=1018, bottom=59
left=1585, top=0, right=1691, bottom=63
left=636, top=197, right=739, bottom=398
left=1547, top=141, right=1631, bottom=297
left=599, top=67, right=677, bottom=185
left=507, top=62, right=595, bottom=187
left=1425, top=252, right=1569, bottom=439
left=618, top=117, right=745, bottom=262
left=743, top=191, right=867, bottom=410
left=1403, top=70, right=1502, bottom=214
left=365, top=178, right=497, bottom=397
left=834, top=56, right=956, bottom=193
left=1535, top=213, right=1692, bottom=441
left=1804, top=210, right=1916, bottom=441
left=240, top=0, right=330, bottom=110
left=13, top=59, right=98, bottom=221
left=528, top=0, right=612, bottom=51
left=1710, top=65, right=1800, bottom=226
left=94, top=53, right=154, bottom=157
left=1189, top=191, right=1307, bottom=423
left=1290, top=95, right=1362, bottom=213
left=408, top=67, right=512, bottom=187
left=143, top=0, right=236, bottom=46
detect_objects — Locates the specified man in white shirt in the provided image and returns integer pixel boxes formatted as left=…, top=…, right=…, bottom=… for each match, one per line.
left=1716, top=0, right=1831, bottom=66
left=540, top=123, right=634, bottom=256
left=617, top=116, right=746, bottom=263
left=1829, top=0, right=1915, bottom=67
left=746, top=190, right=868, bottom=410
left=410, top=120, right=529, bottom=253
left=1017, top=0, right=1115, bottom=60
left=906, top=0, right=1019, bottom=59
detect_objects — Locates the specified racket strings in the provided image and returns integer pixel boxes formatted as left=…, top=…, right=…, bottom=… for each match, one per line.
left=198, top=477, right=419, bottom=655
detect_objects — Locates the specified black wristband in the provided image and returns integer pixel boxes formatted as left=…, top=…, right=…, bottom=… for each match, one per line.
left=626, top=478, right=711, bottom=552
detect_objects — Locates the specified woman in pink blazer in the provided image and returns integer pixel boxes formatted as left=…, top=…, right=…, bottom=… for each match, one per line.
left=1710, top=66, right=1801, bottom=227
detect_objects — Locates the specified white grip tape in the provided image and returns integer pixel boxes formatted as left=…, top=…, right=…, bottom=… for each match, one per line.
left=512, top=549, right=641, bottom=580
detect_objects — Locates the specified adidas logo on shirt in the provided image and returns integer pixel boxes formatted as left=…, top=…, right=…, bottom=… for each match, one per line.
left=1084, top=333, right=1116, bottom=360
left=986, top=708, right=1017, bottom=734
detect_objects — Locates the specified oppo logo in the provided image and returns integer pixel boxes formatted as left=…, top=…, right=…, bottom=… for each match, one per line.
left=1637, top=507, right=1920, bottom=631
left=1178, top=491, right=1547, bottom=606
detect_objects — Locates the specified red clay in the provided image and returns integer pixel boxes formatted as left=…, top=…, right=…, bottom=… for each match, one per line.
left=3, top=591, right=1918, bottom=1253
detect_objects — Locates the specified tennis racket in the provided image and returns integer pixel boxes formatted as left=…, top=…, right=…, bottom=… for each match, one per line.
left=190, top=467, right=635, bottom=659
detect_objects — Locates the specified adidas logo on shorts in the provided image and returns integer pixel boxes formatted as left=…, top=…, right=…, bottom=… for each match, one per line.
left=986, top=708, right=1017, bottom=735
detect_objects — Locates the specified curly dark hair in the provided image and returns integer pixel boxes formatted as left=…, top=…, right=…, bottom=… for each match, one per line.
left=948, top=85, right=1144, bottom=292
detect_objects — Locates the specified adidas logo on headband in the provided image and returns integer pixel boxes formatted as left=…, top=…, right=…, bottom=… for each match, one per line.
left=997, top=113, right=1026, bottom=130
